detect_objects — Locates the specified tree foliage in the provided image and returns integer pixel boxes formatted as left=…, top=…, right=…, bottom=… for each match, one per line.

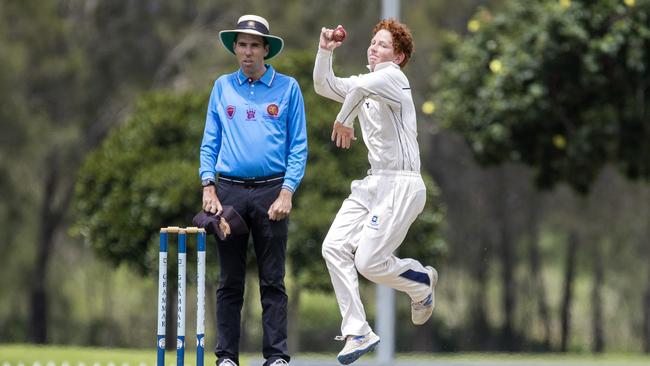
left=432, top=0, right=650, bottom=193
left=74, top=92, right=206, bottom=274
left=0, top=0, right=228, bottom=343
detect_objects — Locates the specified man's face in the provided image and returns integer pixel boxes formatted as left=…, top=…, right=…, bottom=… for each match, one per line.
left=367, top=29, right=401, bottom=71
left=234, top=33, right=269, bottom=76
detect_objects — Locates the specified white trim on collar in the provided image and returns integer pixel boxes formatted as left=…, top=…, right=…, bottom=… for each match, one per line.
left=367, top=61, right=399, bottom=72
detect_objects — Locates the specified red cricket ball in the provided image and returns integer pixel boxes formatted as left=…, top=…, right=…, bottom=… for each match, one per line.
left=332, top=26, right=346, bottom=42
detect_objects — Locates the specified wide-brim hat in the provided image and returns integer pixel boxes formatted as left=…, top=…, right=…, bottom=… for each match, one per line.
left=219, top=14, right=284, bottom=60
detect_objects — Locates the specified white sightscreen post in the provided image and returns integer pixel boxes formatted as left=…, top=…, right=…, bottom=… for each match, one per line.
left=382, top=0, right=400, bottom=20
left=376, top=285, right=396, bottom=365
left=376, top=0, right=399, bottom=362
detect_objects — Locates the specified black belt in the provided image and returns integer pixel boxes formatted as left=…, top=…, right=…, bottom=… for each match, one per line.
left=218, top=172, right=285, bottom=187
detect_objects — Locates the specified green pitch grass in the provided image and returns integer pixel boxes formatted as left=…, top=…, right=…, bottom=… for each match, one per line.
left=2, top=344, right=650, bottom=365
left=0, top=345, right=245, bottom=366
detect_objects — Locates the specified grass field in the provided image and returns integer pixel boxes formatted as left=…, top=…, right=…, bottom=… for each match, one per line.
left=0, top=345, right=229, bottom=366
left=2, top=345, right=650, bottom=366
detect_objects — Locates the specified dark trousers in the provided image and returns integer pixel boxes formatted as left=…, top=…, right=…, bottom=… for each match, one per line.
left=214, top=179, right=289, bottom=366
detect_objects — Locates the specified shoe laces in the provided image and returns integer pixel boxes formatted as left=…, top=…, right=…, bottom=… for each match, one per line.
left=335, top=334, right=368, bottom=344
left=412, top=294, right=432, bottom=310
left=269, top=360, right=288, bottom=366
left=219, top=359, right=237, bottom=366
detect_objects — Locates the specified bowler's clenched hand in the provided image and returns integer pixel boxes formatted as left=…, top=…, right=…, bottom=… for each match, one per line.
left=319, top=26, right=344, bottom=51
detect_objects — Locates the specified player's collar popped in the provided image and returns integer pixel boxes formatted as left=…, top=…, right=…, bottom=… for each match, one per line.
left=367, top=61, right=400, bottom=72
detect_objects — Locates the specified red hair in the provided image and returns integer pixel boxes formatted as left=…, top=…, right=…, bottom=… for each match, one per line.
left=372, top=18, right=414, bottom=68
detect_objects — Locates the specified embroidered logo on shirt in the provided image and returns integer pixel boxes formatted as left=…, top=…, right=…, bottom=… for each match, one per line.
left=267, top=103, right=279, bottom=117
left=226, top=105, right=235, bottom=119
left=367, top=215, right=380, bottom=230
left=365, top=102, right=370, bottom=108
left=246, top=108, right=256, bottom=120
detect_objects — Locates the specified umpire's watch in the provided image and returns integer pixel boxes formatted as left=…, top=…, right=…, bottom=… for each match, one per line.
left=202, top=179, right=215, bottom=188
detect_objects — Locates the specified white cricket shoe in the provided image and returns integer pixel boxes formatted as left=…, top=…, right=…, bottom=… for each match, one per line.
left=268, top=359, right=289, bottom=366
left=218, top=359, right=237, bottom=366
left=411, top=266, right=439, bottom=325
left=336, top=331, right=380, bottom=365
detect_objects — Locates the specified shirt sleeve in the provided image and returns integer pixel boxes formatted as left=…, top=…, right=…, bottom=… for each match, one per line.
left=313, top=48, right=357, bottom=103
left=282, top=78, right=308, bottom=192
left=199, top=81, right=222, bottom=181
left=336, top=67, right=405, bottom=128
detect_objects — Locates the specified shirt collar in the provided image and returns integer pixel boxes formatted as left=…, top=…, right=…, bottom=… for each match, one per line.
left=366, top=61, right=399, bottom=72
left=236, top=64, right=276, bottom=86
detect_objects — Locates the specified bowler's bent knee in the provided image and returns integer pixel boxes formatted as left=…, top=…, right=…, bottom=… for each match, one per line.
left=321, top=240, right=339, bottom=264
left=354, top=255, right=385, bottom=281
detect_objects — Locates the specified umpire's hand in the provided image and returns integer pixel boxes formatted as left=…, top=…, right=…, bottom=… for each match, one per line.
left=268, top=188, right=293, bottom=221
left=202, top=185, right=223, bottom=215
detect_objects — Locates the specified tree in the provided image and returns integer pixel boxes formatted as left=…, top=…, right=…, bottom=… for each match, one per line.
left=0, top=0, right=96, bottom=343
left=74, top=91, right=206, bottom=273
left=431, top=0, right=650, bottom=351
left=73, top=91, right=206, bottom=348
left=432, top=0, right=650, bottom=194
left=0, top=0, right=230, bottom=343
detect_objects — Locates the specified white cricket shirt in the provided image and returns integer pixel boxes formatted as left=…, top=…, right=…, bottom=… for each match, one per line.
left=313, top=48, right=421, bottom=172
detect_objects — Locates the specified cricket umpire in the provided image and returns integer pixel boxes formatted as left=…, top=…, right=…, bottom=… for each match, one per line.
left=199, top=14, right=308, bottom=366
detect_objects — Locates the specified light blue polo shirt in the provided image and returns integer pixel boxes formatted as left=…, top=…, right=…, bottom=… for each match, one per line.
left=199, top=65, right=308, bottom=192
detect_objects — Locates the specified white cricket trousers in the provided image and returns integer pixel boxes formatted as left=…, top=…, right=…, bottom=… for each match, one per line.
left=322, top=169, right=431, bottom=337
